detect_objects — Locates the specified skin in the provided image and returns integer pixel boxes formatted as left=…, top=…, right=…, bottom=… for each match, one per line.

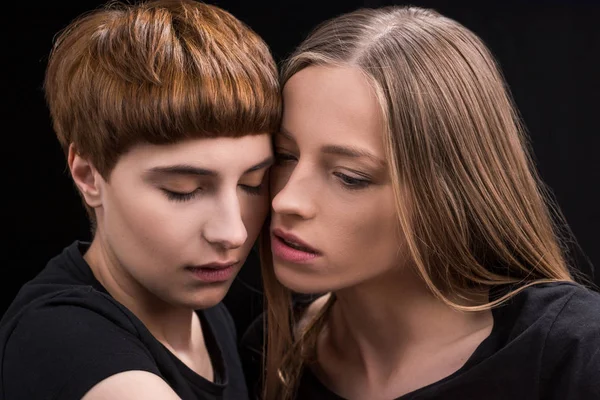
left=271, top=65, right=403, bottom=295
left=70, top=134, right=272, bottom=397
left=270, top=65, right=493, bottom=400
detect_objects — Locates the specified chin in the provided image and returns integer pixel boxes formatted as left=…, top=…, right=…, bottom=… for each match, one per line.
left=187, top=294, right=226, bottom=310
left=176, top=285, right=232, bottom=310
left=274, top=266, right=333, bottom=295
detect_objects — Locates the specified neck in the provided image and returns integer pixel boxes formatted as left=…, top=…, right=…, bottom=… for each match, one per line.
left=325, top=267, right=492, bottom=374
left=84, top=237, right=201, bottom=351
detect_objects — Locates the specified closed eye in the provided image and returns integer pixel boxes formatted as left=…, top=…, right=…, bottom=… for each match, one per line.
left=162, top=188, right=201, bottom=202
left=239, top=183, right=264, bottom=196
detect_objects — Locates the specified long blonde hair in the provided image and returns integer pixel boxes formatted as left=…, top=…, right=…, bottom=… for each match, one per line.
left=261, top=6, right=578, bottom=399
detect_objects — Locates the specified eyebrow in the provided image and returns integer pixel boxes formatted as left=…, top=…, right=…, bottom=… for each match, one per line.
left=146, top=156, right=274, bottom=177
left=279, top=127, right=385, bottom=167
left=245, top=156, right=275, bottom=173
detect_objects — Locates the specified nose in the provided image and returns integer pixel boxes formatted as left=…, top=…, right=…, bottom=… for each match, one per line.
left=203, top=191, right=248, bottom=250
left=271, top=163, right=318, bottom=220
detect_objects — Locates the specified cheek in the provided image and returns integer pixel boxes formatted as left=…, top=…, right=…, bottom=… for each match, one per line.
left=330, top=192, right=400, bottom=265
left=106, top=184, right=192, bottom=247
left=361, top=198, right=403, bottom=266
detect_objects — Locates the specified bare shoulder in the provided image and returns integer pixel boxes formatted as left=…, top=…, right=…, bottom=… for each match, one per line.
left=82, top=370, right=181, bottom=400
left=295, top=293, right=332, bottom=337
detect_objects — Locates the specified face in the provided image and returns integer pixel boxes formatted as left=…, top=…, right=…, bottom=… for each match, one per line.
left=271, top=66, right=405, bottom=294
left=95, top=134, right=272, bottom=309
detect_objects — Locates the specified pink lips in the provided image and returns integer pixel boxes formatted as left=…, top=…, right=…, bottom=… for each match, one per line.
left=271, top=228, right=321, bottom=263
left=186, top=261, right=238, bottom=283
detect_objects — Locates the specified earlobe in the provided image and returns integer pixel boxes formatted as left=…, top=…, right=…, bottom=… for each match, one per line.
left=67, top=143, right=103, bottom=208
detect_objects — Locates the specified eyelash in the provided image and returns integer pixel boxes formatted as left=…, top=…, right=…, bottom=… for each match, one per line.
left=333, top=172, right=371, bottom=189
left=162, top=183, right=264, bottom=202
left=239, top=183, right=264, bottom=196
left=274, top=151, right=372, bottom=190
left=162, top=189, right=200, bottom=202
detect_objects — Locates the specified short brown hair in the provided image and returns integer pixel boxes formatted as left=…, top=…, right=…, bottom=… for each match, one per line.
left=44, top=0, right=280, bottom=181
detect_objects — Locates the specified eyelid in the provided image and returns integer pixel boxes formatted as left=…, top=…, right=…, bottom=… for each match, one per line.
left=239, top=183, right=264, bottom=196
left=239, top=170, right=269, bottom=195
left=333, top=171, right=372, bottom=190
left=162, top=188, right=201, bottom=202
left=340, top=167, right=371, bottom=178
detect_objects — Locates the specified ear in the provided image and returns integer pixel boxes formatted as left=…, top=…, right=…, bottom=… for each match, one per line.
left=67, top=143, right=103, bottom=208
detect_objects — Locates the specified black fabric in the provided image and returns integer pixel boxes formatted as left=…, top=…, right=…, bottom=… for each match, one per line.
left=241, top=282, right=600, bottom=399
left=0, top=241, right=249, bottom=400
left=223, top=246, right=264, bottom=340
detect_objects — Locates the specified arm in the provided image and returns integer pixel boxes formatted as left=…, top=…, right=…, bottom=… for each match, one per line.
left=82, top=371, right=181, bottom=400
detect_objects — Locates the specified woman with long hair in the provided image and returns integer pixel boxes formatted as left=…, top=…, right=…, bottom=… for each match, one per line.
left=242, top=6, right=600, bottom=400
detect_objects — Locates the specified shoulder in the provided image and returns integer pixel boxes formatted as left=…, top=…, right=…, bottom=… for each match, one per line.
left=521, top=282, right=600, bottom=358
left=514, top=282, right=600, bottom=399
left=500, top=282, right=600, bottom=348
left=81, top=371, right=179, bottom=400
left=537, top=282, right=600, bottom=348
left=3, top=286, right=141, bottom=337
left=549, top=281, right=599, bottom=320
left=499, top=281, right=598, bottom=324
left=512, top=281, right=600, bottom=326
left=1, top=288, right=160, bottom=400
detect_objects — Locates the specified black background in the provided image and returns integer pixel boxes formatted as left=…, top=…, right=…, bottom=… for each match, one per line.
left=3, top=0, right=598, bottom=337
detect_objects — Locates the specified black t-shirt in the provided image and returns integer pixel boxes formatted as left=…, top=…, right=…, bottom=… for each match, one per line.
left=241, top=282, right=600, bottom=399
left=0, top=241, right=249, bottom=400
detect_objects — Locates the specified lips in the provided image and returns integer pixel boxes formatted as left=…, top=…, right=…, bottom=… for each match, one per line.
left=270, top=228, right=322, bottom=264
left=271, top=229, right=320, bottom=254
left=189, top=261, right=239, bottom=270
left=185, top=260, right=239, bottom=283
